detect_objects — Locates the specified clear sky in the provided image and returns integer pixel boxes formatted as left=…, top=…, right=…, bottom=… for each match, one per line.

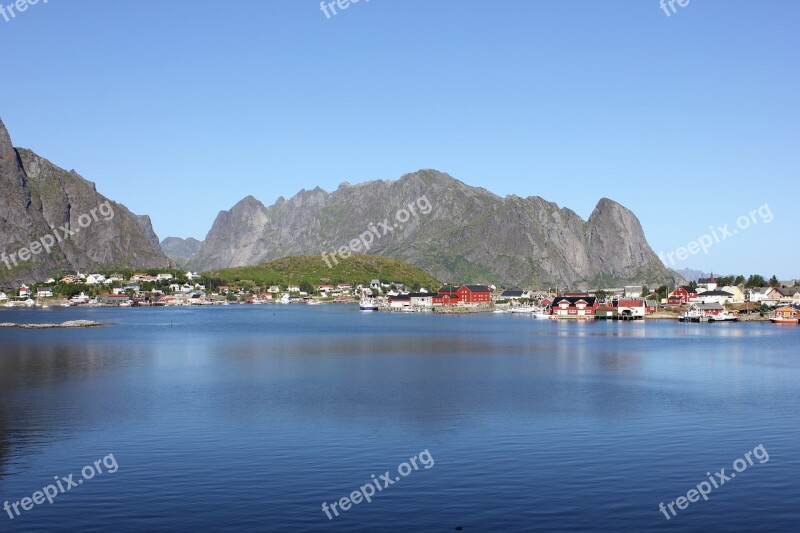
left=1, top=0, right=797, bottom=278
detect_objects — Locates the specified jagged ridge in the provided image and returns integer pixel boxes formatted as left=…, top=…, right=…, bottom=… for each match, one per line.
left=189, top=169, right=675, bottom=288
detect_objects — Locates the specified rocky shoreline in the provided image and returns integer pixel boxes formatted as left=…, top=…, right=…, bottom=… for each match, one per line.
left=0, top=320, right=104, bottom=329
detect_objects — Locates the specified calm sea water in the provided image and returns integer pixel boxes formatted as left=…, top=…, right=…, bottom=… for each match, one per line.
left=0, top=305, right=798, bottom=532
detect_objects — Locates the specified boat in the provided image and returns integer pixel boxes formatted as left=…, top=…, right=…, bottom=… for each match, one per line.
left=531, top=309, right=551, bottom=319
left=770, top=307, right=800, bottom=324
left=708, top=310, right=739, bottom=323
left=359, top=298, right=380, bottom=311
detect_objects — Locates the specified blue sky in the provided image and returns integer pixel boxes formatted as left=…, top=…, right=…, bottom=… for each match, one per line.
left=1, top=0, right=797, bottom=277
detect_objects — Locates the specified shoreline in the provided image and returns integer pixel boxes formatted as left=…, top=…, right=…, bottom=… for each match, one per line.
left=0, top=303, right=780, bottom=323
left=0, top=320, right=104, bottom=329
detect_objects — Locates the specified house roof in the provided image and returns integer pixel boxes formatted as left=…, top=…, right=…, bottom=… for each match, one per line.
left=461, top=285, right=491, bottom=292
left=501, top=290, right=525, bottom=297
left=775, top=287, right=800, bottom=297
left=697, top=290, right=733, bottom=297
left=553, top=296, right=598, bottom=306
left=692, top=303, right=724, bottom=310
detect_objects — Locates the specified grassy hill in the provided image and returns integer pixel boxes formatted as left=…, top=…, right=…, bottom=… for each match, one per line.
left=203, top=255, right=441, bottom=290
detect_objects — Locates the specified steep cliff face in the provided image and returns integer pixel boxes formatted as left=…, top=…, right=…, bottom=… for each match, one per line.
left=190, top=169, right=675, bottom=287
left=0, top=119, right=170, bottom=286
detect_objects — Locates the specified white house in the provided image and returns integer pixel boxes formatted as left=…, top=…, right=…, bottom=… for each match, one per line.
left=268, top=285, right=281, bottom=294
left=157, top=273, right=174, bottom=281
left=18, top=284, right=30, bottom=297
left=410, top=294, right=433, bottom=307
left=617, top=299, right=646, bottom=319
left=696, top=290, right=734, bottom=305
left=86, top=274, right=106, bottom=285
left=748, top=287, right=771, bottom=303
left=624, top=286, right=643, bottom=298
left=288, top=285, right=301, bottom=293
left=37, top=288, right=54, bottom=298
left=0, top=292, right=7, bottom=302
left=186, top=271, right=201, bottom=281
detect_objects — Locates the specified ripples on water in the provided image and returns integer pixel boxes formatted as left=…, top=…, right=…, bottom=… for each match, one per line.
left=0, top=306, right=798, bottom=532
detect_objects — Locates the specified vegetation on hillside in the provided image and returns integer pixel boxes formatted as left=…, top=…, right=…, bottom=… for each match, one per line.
left=203, top=255, right=441, bottom=291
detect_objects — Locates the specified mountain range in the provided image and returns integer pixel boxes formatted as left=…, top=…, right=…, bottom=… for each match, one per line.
left=183, top=170, right=677, bottom=288
left=0, top=118, right=678, bottom=288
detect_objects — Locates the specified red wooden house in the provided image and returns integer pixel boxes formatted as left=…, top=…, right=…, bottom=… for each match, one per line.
left=668, top=286, right=698, bottom=305
left=552, top=296, right=600, bottom=317
left=457, top=285, right=492, bottom=304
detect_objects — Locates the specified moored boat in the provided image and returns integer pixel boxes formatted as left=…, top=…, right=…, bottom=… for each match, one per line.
left=359, top=298, right=379, bottom=311
left=708, top=310, right=739, bottom=323
left=770, top=306, right=800, bottom=324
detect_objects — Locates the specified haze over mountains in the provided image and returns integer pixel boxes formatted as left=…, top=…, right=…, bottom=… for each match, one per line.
left=1, top=118, right=678, bottom=287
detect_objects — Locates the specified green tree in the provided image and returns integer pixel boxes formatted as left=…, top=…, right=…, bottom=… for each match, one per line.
left=299, top=281, right=314, bottom=294
left=745, top=275, right=767, bottom=288
left=654, top=285, right=669, bottom=301
left=768, top=275, right=780, bottom=287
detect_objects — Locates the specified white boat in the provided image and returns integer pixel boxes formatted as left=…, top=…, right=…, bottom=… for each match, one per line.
left=277, top=294, right=290, bottom=304
left=708, top=311, right=739, bottom=323
left=531, top=309, right=550, bottom=319
left=359, top=298, right=379, bottom=311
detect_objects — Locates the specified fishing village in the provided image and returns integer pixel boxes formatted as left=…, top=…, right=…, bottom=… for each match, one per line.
left=2, top=270, right=798, bottom=325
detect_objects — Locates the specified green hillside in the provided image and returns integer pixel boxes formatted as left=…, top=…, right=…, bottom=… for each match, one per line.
left=203, top=254, right=441, bottom=290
